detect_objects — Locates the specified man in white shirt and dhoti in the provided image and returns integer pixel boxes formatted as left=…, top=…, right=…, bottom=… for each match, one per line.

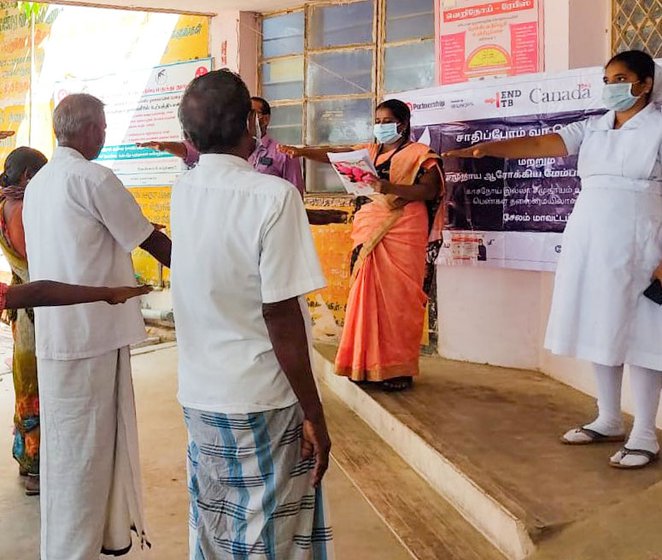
left=23, top=93, right=171, bottom=559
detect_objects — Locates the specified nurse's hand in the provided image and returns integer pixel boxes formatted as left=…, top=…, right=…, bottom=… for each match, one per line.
left=442, top=146, right=485, bottom=159
left=137, top=141, right=188, bottom=160
left=653, top=262, right=662, bottom=283
left=0, top=130, right=15, bottom=140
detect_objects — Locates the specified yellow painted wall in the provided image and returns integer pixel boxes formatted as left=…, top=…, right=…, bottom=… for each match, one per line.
left=305, top=196, right=355, bottom=342
left=130, top=187, right=172, bottom=285
left=0, top=3, right=41, bottom=163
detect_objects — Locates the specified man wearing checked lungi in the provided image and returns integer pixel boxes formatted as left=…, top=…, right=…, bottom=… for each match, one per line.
left=170, top=68, right=334, bottom=559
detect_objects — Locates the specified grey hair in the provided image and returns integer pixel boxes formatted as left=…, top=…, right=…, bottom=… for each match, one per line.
left=53, top=94, right=105, bottom=143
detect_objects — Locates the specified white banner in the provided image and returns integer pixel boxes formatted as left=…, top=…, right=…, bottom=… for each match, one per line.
left=402, top=65, right=606, bottom=126
left=54, top=58, right=212, bottom=187
left=437, top=229, right=562, bottom=271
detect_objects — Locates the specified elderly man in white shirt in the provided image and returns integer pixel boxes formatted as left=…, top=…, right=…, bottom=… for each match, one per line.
left=170, top=69, right=333, bottom=559
left=23, top=93, right=171, bottom=560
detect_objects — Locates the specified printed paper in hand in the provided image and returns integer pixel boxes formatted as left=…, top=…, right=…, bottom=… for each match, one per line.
left=328, top=150, right=378, bottom=196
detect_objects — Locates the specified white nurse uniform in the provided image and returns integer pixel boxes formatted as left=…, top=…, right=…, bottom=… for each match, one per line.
left=545, top=103, right=662, bottom=370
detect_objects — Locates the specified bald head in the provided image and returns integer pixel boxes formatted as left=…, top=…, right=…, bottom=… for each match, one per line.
left=53, top=94, right=106, bottom=160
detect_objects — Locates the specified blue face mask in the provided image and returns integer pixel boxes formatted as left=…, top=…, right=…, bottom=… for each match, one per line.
left=373, top=122, right=401, bottom=144
left=602, top=82, right=641, bottom=112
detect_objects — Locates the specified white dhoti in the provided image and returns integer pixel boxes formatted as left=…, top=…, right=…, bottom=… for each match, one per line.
left=38, top=347, right=148, bottom=560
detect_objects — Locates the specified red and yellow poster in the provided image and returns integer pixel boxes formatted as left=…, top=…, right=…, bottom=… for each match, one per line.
left=436, top=0, right=543, bottom=85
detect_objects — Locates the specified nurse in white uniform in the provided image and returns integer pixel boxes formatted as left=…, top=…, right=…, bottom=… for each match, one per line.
left=445, top=50, right=662, bottom=469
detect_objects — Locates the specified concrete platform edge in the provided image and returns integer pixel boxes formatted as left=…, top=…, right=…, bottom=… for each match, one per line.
left=313, top=349, right=536, bottom=560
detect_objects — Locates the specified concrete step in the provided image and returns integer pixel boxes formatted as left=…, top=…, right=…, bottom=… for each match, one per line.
left=314, top=345, right=662, bottom=560
left=320, top=382, right=506, bottom=560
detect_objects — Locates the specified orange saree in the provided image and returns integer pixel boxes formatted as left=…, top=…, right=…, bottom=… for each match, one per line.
left=335, top=142, right=442, bottom=381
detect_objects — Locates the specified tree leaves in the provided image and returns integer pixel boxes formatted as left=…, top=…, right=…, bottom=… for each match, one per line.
left=16, top=2, right=45, bottom=21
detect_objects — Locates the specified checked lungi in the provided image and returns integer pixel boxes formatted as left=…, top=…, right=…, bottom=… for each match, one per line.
left=184, top=404, right=334, bottom=560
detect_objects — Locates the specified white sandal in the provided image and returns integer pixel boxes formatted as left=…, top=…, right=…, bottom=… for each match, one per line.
left=561, top=426, right=626, bottom=446
left=609, top=447, right=659, bottom=470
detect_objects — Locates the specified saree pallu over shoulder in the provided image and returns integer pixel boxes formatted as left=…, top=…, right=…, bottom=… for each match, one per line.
left=349, top=142, right=444, bottom=283
left=364, top=142, right=441, bottom=184
left=363, top=142, right=443, bottom=201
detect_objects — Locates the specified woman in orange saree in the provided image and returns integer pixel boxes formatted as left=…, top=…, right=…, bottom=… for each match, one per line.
left=281, top=99, right=444, bottom=391
left=0, top=147, right=48, bottom=495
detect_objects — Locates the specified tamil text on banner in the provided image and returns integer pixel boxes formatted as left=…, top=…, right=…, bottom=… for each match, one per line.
left=436, top=0, right=544, bottom=85
left=393, top=65, right=617, bottom=271
left=54, top=59, right=212, bottom=187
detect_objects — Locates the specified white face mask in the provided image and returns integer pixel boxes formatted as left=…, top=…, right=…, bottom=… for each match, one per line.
left=254, top=112, right=262, bottom=141
left=373, top=122, right=401, bottom=144
left=247, top=112, right=261, bottom=155
left=602, top=82, right=641, bottom=112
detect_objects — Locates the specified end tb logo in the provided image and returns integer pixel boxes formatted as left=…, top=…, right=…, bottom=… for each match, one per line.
left=485, top=89, right=522, bottom=108
left=496, top=89, right=522, bottom=108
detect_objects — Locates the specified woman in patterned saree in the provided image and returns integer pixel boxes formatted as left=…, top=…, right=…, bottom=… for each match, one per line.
left=0, top=146, right=47, bottom=495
